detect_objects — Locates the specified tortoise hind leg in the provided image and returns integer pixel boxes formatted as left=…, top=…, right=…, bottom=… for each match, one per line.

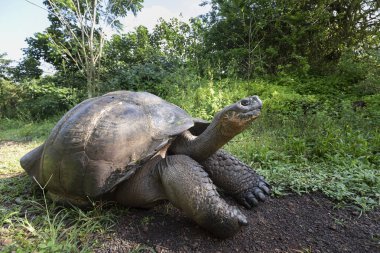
left=114, top=156, right=167, bottom=208
left=202, top=150, right=270, bottom=209
left=20, top=143, right=45, bottom=181
left=114, top=155, right=247, bottom=238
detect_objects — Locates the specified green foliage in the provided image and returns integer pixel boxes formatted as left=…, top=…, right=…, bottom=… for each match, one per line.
left=0, top=79, right=79, bottom=121
left=23, top=0, right=144, bottom=97
left=199, top=0, right=380, bottom=76
left=16, top=0, right=380, bottom=94
left=19, top=81, right=79, bottom=120
left=0, top=52, right=12, bottom=79
left=101, top=18, right=198, bottom=95
left=107, top=63, right=170, bottom=95
left=10, top=56, right=43, bottom=82
left=166, top=77, right=380, bottom=210
left=0, top=79, right=22, bottom=118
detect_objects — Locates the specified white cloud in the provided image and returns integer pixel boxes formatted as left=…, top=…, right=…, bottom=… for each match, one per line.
left=178, top=0, right=209, bottom=19
left=120, top=1, right=210, bottom=32
left=121, top=5, right=176, bottom=32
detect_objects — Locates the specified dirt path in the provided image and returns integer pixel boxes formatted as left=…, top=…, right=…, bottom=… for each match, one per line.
left=95, top=193, right=380, bottom=252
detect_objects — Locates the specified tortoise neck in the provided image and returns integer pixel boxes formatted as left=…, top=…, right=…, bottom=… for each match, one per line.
left=192, top=120, right=235, bottom=161
left=171, top=113, right=237, bottom=162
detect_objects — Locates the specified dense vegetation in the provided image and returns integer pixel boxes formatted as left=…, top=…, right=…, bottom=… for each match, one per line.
left=0, top=0, right=379, bottom=251
left=1, top=0, right=379, bottom=206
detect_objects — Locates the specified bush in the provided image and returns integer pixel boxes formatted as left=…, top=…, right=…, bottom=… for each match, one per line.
left=100, top=58, right=181, bottom=97
left=19, top=81, right=79, bottom=120
left=0, top=79, right=22, bottom=118
left=0, top=79, right=79, bottom=121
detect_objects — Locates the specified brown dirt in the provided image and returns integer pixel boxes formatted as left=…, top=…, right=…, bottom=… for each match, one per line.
left=95, top=193, right=380, bottom=253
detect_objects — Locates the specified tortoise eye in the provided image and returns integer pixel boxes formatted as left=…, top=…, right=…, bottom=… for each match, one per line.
left=241, top=99, right=250, bottom=106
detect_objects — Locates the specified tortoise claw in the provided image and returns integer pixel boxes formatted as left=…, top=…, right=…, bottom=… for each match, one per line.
left=240, top=197, right=251, bottom=209
left=260, top=184, right=271, bottom=195
left=235, top=176, right=271, bottom=209
left=237, top=213, right=248, bottom=226
left=258, top=177, right=271, bottom=195
left=246, top=192, right=259, bottom=208
left=254, top=188, right=267, bottom=202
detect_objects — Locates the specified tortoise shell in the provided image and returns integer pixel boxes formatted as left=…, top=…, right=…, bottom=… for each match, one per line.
left=36, top=91, right=194, bottom=199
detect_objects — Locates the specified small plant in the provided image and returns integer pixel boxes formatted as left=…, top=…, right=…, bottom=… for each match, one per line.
left=140, top=216, right=154, bottom=226
left=332, top=217, right=346, bottom=226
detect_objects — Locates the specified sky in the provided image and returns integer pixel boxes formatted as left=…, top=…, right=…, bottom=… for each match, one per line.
left=0, top=0, right=210, bottom=63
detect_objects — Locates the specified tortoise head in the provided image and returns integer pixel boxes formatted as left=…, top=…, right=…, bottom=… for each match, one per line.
left=218, top=95, right=262, bottom=136
left=170, top=95, right=263, bottom=161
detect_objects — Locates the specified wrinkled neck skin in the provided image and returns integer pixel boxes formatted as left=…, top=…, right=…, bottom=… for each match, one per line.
left=170, top=111, right=254, bottom=162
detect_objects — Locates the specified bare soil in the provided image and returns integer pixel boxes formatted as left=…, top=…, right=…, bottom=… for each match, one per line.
left=95, top=193, right=380, bottom=253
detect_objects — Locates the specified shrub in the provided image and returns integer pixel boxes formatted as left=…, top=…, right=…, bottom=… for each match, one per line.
left=0, top=79, right=22, bottom=118
left=19, top=81, right=79, bottom=120
left=0, top=79, right=79, bottom=121
left=100, top=60, right=178, bottom=97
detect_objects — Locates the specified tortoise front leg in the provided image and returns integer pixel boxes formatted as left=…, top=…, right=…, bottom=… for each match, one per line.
left=202, top=150, right=270, bottom=209
left=157, top=155, right=248, bottom=238
left=115, top=155, right=248, bottom=238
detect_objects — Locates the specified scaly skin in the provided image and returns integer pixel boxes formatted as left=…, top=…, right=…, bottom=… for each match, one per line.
left=202, top=150, right=270, bottom=209
left=115, top=155, right=248, bottom=238
left=158, top=155, right=248, bottom=238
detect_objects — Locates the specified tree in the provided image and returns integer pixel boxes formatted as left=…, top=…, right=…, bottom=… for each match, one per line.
left=152, top=18, right=192, bottom=64
left=10, top=56, right=43, bottom=82
left=101, top=18, right=203, bottom=93
left=27, top=0, right=143, bottom=97
left=199, top=0, right=380, bottom=76
left=0, top=53, right=12, bottom=79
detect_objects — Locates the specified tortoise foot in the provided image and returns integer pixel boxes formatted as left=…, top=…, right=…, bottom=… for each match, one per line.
left=234, top=176, right=270, bottom=209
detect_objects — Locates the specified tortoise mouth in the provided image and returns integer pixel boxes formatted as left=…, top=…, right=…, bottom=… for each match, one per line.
left=240, top=109, right=261, bottom=120
left=223, top=105, right=261, bottom=124
left=219, top=95, right=262, bottom=128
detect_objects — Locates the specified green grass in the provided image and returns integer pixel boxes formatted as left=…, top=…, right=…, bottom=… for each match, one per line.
left=0, top=76, right=379, bottom=251
left=0, top=119, right=125, bottom=252
left=0, top=118, right=58, bottom=142
left=226, top=108, right=380, bottom=208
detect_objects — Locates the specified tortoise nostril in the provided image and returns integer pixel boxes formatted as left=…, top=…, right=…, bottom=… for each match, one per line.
left=252, top=96, right=262, bottom=108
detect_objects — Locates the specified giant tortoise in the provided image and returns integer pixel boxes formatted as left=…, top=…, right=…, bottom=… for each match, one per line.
left=20, top=91, right=270, bottom=238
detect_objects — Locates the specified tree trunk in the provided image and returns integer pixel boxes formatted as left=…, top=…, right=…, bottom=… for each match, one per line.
left=87, top=73, right=93, bottom=98
left=86, top=64, right=97, bottom=98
